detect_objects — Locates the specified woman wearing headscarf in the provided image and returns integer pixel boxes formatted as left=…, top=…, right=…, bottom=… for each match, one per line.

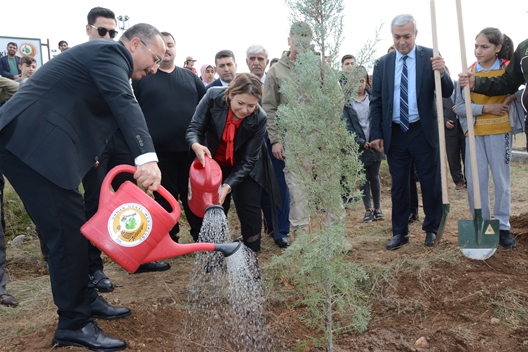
left=200, top=63, right=216, bottom=86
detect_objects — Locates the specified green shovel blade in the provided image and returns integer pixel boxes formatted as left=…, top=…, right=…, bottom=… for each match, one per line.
left=458, top=209, right=499, bottom=260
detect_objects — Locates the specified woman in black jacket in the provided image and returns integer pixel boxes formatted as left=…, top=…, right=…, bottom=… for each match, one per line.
left=186, top=73, right=268, bottom=253
left=343, top=66, right=386, bottom=223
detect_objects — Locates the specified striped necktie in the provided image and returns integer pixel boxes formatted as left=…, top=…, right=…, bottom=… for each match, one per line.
left=400, top=55, right=409, bottom=132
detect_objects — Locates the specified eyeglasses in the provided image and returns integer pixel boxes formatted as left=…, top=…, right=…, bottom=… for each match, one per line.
left=140, top=39, right=162, bottom=67
left=90, top=25, right=118, bottom=39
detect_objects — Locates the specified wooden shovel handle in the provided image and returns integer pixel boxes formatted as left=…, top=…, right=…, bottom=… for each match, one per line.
left=430, top=0, right=449, bottom=205
left=455, top=0, right=481, bottom=209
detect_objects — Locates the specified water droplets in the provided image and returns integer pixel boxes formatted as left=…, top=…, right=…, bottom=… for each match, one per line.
left=183, top=207, right=277, bottom=351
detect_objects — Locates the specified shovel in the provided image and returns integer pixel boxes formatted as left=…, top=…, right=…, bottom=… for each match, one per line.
left=430, top=0, right=449, bottom=246
left=455, top=0, right=499, bottom=260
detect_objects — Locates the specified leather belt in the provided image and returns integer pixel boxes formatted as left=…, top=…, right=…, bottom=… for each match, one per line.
left=392, top=120, right=421, bottom=129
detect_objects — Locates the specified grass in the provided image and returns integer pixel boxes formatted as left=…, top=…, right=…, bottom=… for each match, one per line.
left=489, top=289, right=528, bottom=328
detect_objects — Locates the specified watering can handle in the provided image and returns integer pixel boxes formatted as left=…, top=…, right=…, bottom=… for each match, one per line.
left=201, top=153, right=215, bottom=187
left=203, top=153, right=211, bottom=178
left=101, top=165, right=181, bottom=224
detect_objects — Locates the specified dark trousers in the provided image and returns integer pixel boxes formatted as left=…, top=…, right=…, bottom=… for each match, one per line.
left=0, top=174, right=5, bottom=230
left=0, top=144, right=97, bottom=329
left=445, top=123, right=466, bottom=185
left=83, top=132, right=135, bottom=275
left=218, top=167, right=262, bottom=252
left=387, top=123, right=442, bottom=235
left=146, top=152, right=202, bottom=241
left=410, top=162, right=419, bottom=216
left=361, top=161, right=381, bottom=210
left=260, top=138, right=290, bottom=239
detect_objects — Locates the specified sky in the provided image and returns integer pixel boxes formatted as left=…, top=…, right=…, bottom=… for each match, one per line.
left=0, top=0, right=526, bottom=77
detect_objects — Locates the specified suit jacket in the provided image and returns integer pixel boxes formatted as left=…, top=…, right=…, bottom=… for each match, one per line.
left=370, top=45, right=454, bottom=154
left=0, top=40, right=155, bottom=190
left=205, top=78, right=224, bottom=90
left=0, top=55, right=21, bottom=79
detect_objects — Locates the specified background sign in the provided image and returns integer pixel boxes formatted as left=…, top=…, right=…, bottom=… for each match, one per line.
left=0, top=36, right=44, bottom=70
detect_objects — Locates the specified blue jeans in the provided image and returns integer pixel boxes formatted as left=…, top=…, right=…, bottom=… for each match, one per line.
left=260, top=137, right=290, bottom=239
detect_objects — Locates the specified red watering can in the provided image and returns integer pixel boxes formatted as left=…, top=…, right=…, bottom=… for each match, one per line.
left=80, top=165, right=240, bottom=273
left=188, top=154, right=223, bottom=218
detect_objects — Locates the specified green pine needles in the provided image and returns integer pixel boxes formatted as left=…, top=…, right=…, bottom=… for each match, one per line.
left=266, top=0, right=382, bottom=350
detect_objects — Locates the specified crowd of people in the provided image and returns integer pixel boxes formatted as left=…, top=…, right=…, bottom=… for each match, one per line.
left=0, top=7, right=526, bottom=351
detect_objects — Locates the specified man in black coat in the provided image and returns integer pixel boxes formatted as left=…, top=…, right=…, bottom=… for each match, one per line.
left=205, top=49, right=237, bottom=89
left=370, top=14, right=453, bottom=250
left=0, top=23, right=165, bottom=351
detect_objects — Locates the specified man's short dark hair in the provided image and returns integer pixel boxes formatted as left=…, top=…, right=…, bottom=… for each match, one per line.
left=87, top=7, right=116, bottom=25
left=58, top=40, right=68, bottom=47
left=215, top=50, right=235, bottom=66
left=341, top=54, right=355, bottom=64
left=7, top=42, right=17, bottom=49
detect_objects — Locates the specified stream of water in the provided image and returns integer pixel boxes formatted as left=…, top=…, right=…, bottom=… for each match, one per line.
left=183, top=207, right=277, bottom=351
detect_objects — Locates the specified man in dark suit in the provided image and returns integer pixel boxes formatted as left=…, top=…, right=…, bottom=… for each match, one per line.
left=0, top=23, right=165, bottom=350
left=0, top=42, right=21, bottom=80
left=205, top=49, right=237, bottom=89
left=444, top=81, right=466, bottom=189
left=370, top=14, right=453, bottom=250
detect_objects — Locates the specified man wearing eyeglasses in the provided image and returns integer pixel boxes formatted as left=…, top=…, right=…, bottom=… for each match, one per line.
left=0, top=23, right=166, bottom=351
left=124, top=32, right=206, bottom=244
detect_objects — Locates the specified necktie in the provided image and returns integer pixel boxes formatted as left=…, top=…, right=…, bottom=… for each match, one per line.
left=400, top=55, right=409, bottom=132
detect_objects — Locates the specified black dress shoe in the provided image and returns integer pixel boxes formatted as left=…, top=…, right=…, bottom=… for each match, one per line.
left=275, top=238, right=290, bottom=248
left=0, top=293, right=19, bottom=307
left=90, top=270, right=114, bottom=293
left=408, top=213, right=419, bottom=224
left=53, top=321, right=126, bottom=351
left=386, top=234, right=409, bottom=250
left=425, top=232, right=436, bottom=247
left=91, top=295, right=131, bottom=320
left=134, top=261, right=171, bottom=274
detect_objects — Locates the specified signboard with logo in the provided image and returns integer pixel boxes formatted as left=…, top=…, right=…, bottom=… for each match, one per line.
left=0, top=36, right=44, bottom=70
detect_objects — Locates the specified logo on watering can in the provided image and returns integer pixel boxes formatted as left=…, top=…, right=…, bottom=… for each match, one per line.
left=107, top=203, right=153, bottom=247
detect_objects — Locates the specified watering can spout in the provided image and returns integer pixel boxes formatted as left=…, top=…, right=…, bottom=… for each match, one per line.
left=215, top=240, right=242, bottom=257
left=203, top=205, right=242, bottom=256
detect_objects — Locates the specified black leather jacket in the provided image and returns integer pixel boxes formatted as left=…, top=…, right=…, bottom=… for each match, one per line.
left=186, top=87, right=267, bottom=189
left=342, top=95, right=385, bottom=166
